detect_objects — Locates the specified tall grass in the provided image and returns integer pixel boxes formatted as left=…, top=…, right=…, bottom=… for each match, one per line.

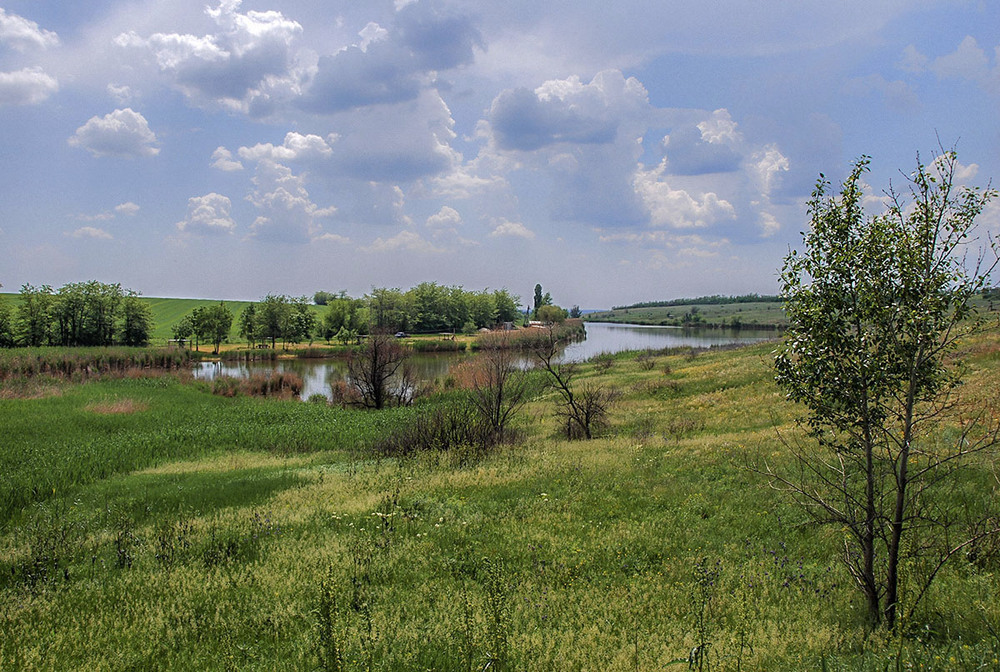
left=2, top=333, right=999, bottom=669
left=0, top=346, right=192, bottom=381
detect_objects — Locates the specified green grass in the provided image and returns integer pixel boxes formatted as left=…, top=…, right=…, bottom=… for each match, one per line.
left=2, top=336, right=1000, bottom=669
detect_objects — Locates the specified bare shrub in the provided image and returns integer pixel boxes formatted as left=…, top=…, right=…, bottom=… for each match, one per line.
left=534, top=326, right=621, bottom=440
left=636, top=351, right=657, bottom=371
left=466, top=334, right=531, bottom=444
left=346, top=331, right=411, bottom=409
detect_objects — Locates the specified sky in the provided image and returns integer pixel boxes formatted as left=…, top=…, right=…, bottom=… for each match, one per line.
left=1, top=0, right=998, bottom=309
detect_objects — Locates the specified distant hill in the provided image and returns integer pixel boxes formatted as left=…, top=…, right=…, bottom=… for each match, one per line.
left=611, top=294, right=781, bottom=310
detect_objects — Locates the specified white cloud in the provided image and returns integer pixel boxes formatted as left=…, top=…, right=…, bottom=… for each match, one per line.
left=931, top=36, right=992, bottom=83
left=69, top=226, right=113, bottom=240
left=313, top=232, right=351, bottom=244
left=115, top=202, right=140, bottom=216
left=752, top=145, right=790, bottom=197
left=0, top=67, right=58, bottom=106
left=68, top=108, right=160, bottom=158
left=238, top=132, right=335, bottom=163
left=633, top=162, right=736, bottom=229
left=426, top=206, right=462, bottom=230
left=363, top=230, right=443, bottom=253
left=116, top=0, right=303, bottom=113
left=490, top=219, right=535, bottom=240
left=211, top=147, right=244, bottom=171
left=176, top=193, right=237, bottom=235
left=0, top=8, right=59, bottom=51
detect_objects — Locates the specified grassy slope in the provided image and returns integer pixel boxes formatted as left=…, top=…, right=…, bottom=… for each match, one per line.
left=1, top=335, right=1000, bottom=669
left=589, top=296, right=999, bottom=329
left=587, top=301, right=788, bottom=327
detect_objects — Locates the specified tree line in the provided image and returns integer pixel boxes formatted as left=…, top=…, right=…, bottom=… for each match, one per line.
left=0, top=281, right=152, bottom=348
left=611, top=293, right=781, bottom=310
left=167, top=284, right=529, bottom=352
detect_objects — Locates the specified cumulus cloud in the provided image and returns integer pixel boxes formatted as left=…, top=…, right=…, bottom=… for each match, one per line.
left=426, top=206, right=462, bottom=231
left=115, top=202, right=140, bottom=216
left=490, top=219, right=535, bottom=240
left=0, top=67, right=58, bottom=105
left=633, top=162, right=736, bottom=229
left=68, top=108, right=160, bottom=158
left=116, top=0, right=303, bottom=113
left=0, top=8, right=59, bottom=51
left=211, top=147, right=244, bottom=171
left=69, top=226, right=113, bottom=240
left=176, top=193, right=237, bottom=235
left=238, top=132, right=335, bottom=163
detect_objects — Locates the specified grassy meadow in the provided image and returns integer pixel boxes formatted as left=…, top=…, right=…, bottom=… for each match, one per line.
left=2, top=333, right=1000, bottom=670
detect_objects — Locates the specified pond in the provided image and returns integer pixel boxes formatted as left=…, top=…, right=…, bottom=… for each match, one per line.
left=193, top=322, right=776, bottom=400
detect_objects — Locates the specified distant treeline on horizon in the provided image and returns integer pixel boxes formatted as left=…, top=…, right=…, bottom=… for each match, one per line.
left=611, top=293, right=782, bottom=311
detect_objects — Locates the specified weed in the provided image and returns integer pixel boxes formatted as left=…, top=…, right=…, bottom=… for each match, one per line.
left=315, top=568, right=346, bottom=672
left=481, top=556, right=511, bottom=672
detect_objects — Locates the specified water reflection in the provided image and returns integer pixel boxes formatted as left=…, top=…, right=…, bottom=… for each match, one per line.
left=193, top=322, right=775, bottom=401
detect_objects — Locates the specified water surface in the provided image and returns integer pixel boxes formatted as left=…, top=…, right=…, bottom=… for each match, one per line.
left=194, top=322, right=775, bottom=400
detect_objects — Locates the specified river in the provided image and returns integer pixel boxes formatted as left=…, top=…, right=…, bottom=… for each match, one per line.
left=193, top=322, right=775, bottom=400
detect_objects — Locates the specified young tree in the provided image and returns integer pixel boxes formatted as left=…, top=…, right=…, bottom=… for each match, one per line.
left=196, top=302, right=233, bottom=354
left=239, top=303, right=258, bottom=348
left=534, top=326, right=619, bottom=439
left=767, top=151, right=999, bottom=629
left=536, top=304, right=567, bottom=324
left=256, top=294, right=290, bottom=349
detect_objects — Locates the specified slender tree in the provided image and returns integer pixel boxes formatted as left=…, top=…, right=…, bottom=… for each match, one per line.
left=766, top=150, right=1000, bottom=628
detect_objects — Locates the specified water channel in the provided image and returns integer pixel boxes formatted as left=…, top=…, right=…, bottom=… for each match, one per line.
left=193, top=322, right=777, bottom=400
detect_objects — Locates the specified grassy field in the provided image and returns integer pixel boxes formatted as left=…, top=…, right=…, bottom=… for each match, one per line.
left=2, top=333, right=1000, bottom=669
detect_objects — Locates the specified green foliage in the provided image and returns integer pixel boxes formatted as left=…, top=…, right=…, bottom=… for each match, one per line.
left=771, top=151, right=998, bottom=628
left=190, top=302, right=233, bottom=354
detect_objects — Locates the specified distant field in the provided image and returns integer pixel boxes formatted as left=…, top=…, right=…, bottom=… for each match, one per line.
left=589, top=295, right=1000, bottom=329
left=587, top=300, right=789, bottom=328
